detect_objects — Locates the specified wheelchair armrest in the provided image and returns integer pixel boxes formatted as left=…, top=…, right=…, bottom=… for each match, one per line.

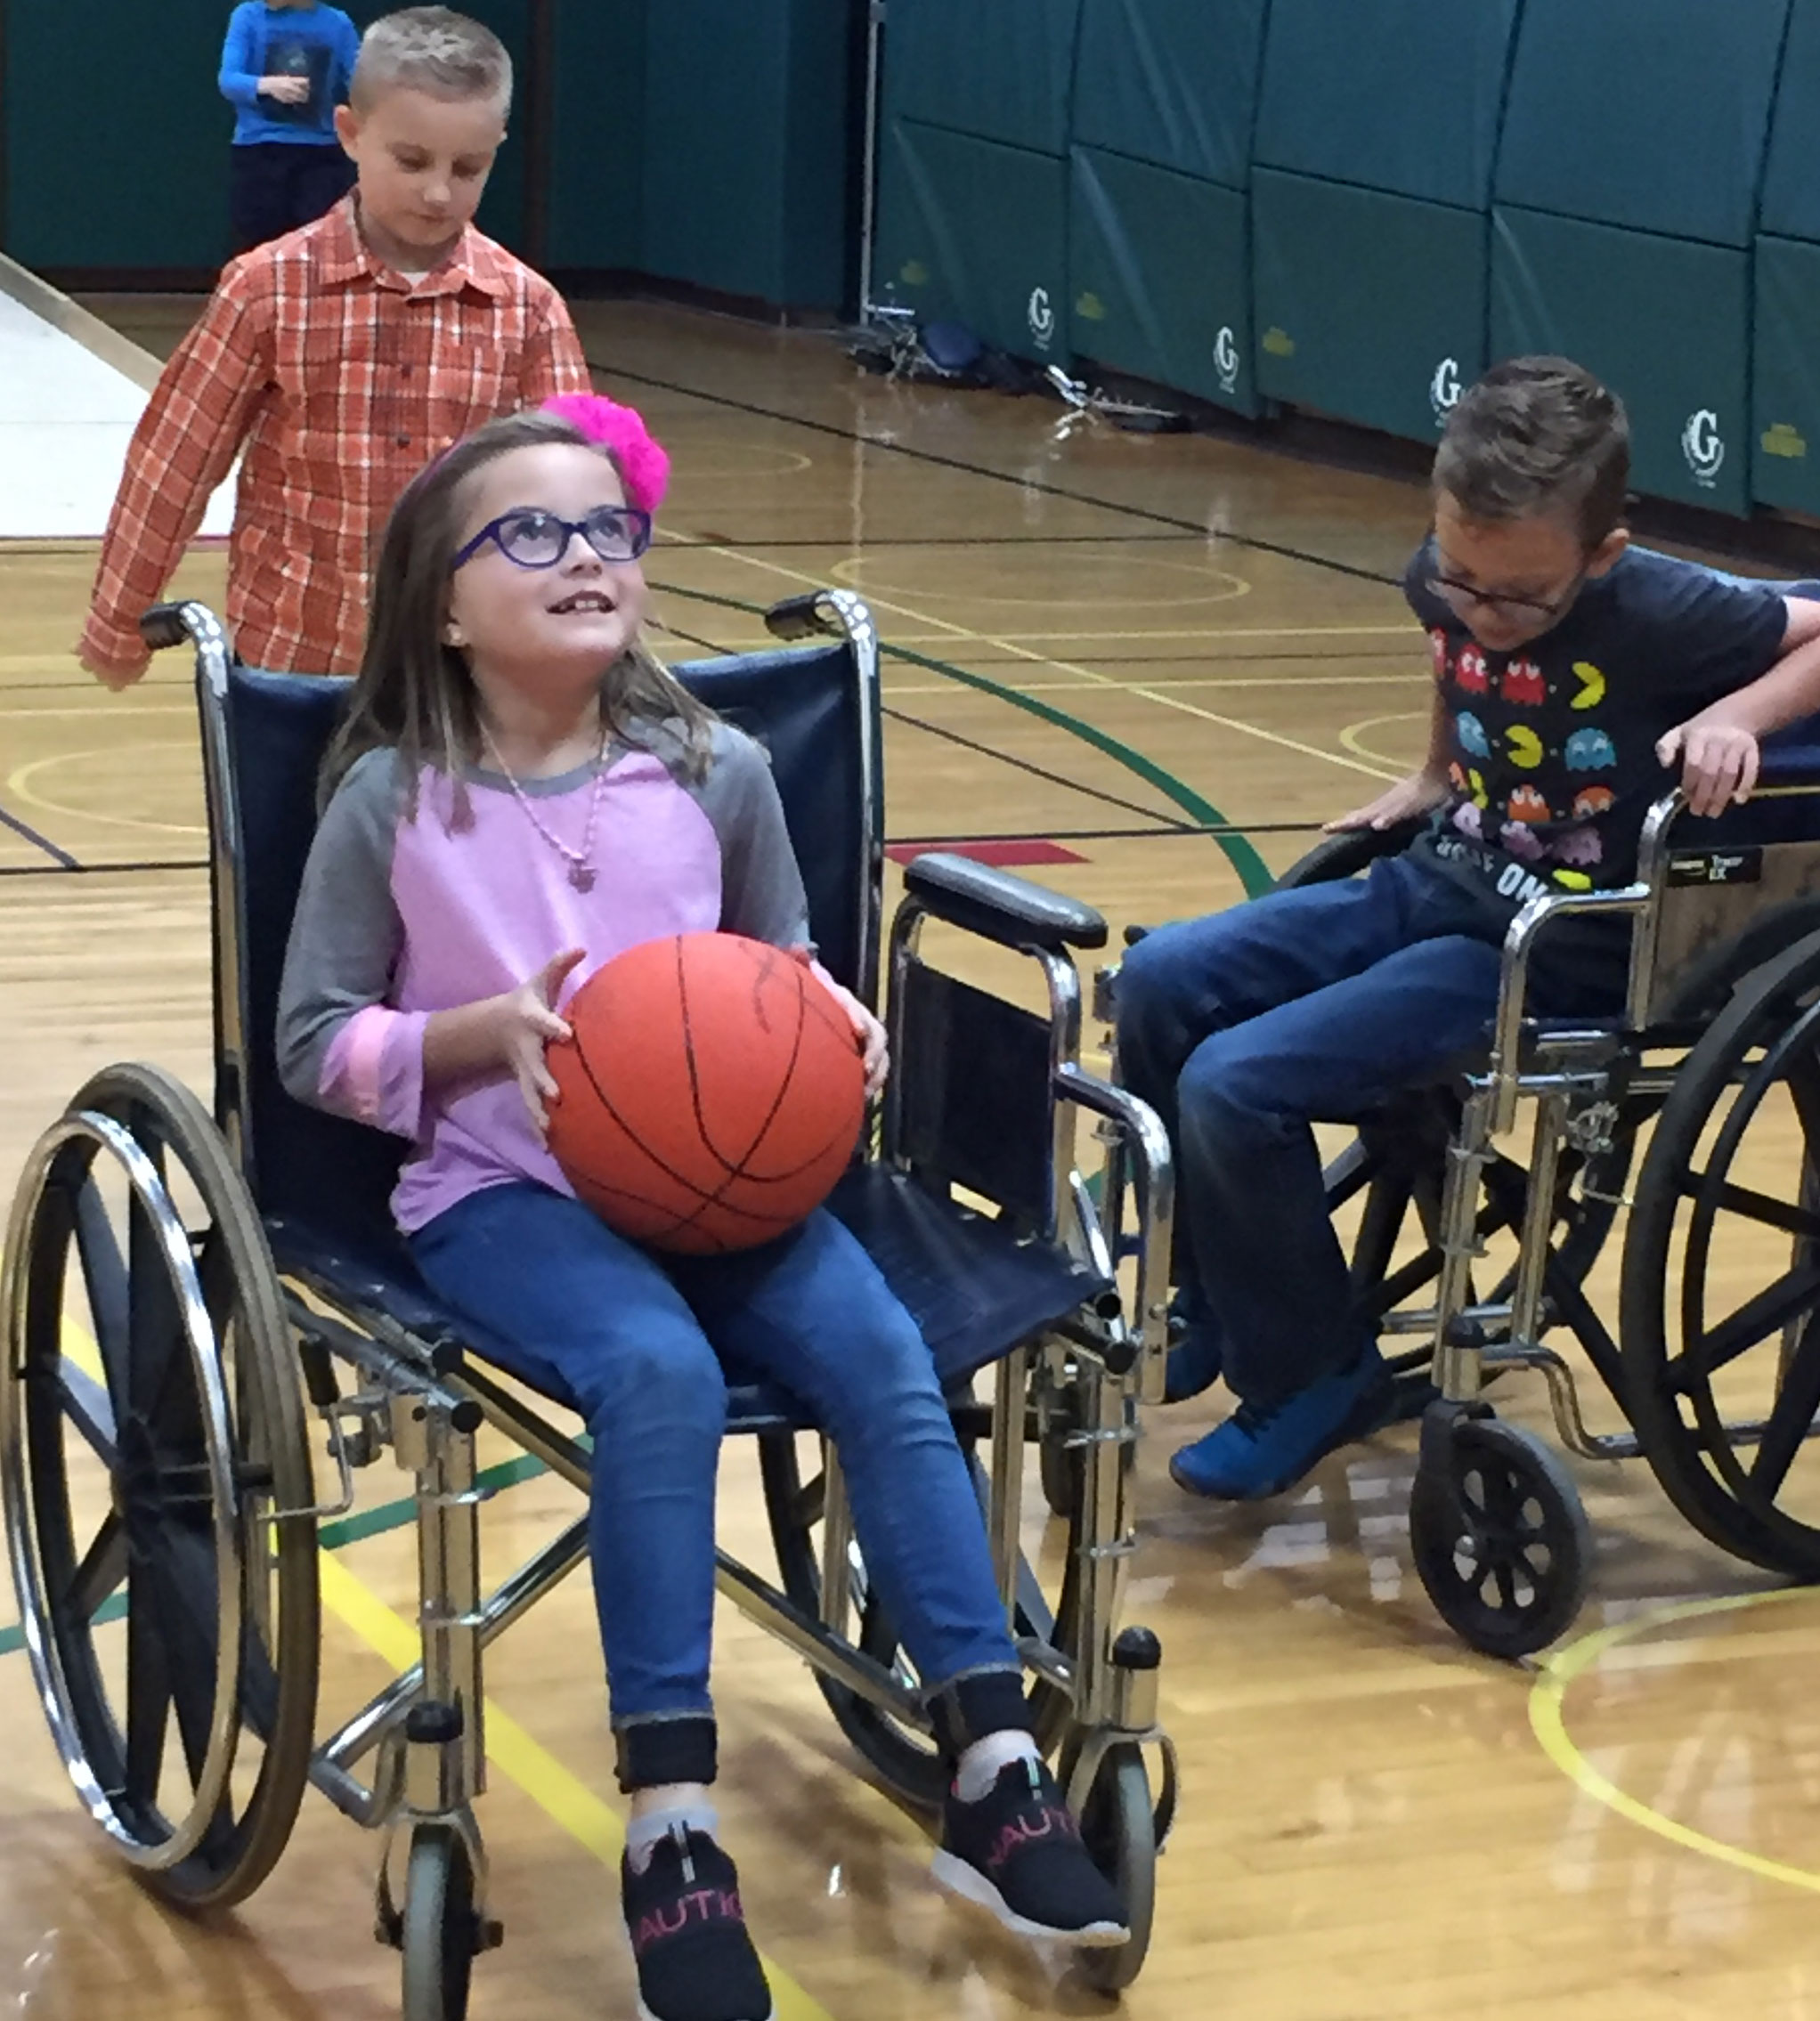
left=1758, top=720, right=1820, bottom=788
left=902, top=851, right=1108, bottom=954
left=1275, top=818, right=1424, bottom=890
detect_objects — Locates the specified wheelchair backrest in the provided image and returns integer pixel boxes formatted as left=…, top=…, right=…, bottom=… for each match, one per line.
left=206, top=641, right=882, bottom=1233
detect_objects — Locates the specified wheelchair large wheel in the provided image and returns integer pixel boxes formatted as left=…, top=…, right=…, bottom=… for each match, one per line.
left=0, top=1063, right=320, bottom=1909
left=1408, top=1410, right=1591, bottom=1657
left=1070, top=1743, right=1157, bottom=1996
left=1622, top=931, right=1820, bottom=1575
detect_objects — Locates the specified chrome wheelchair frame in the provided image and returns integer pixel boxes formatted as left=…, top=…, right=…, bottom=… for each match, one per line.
left=1, top=591, right=1178, bottom=2015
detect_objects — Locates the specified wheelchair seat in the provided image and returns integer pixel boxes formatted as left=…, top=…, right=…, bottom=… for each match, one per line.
left=218, top=661, right=1110, bottom=1436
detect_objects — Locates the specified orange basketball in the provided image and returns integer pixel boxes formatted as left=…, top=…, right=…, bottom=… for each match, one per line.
left=546, top=933, right=867, bottom=1254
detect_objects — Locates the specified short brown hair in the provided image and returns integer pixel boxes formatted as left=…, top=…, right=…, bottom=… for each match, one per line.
left=1434, top=357, right=1630, bottom=548
left=350, top=7, right=512, bottom=116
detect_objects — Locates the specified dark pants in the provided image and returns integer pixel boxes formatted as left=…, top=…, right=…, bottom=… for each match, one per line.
left=1115, top=853, right=1608, bottom=1408
left=228, top=142, right=354, bottom=256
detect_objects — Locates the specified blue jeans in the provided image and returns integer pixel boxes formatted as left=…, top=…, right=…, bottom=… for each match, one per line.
left=410, top=1184, right=1025, bottom=1787
left=1116, top=853, right=1599, bottom=1408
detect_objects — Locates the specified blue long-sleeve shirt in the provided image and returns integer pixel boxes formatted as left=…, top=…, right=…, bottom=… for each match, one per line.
left=220, top=1, right=359, bottom=147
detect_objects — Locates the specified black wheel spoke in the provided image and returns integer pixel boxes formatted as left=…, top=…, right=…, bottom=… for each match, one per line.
left=56, top=1359, right=117, bottom=1469
left=69, top=1512, right=128, bottom=1620
left=1673, top=1262, right=1820, bottom=1391
left=70, top=1175, right=132, bottom=1409
left=124, top=1562, right=172, bottom=1809
left=1751, top=1326, right=1820, bottom=1498
left=1686, top=1173, right=1820, bottom=1244
left=142, top=1524, right=223, bottom=1787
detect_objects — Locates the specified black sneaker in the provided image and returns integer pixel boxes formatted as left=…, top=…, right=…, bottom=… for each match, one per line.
left=932, top=1757, right=1129, bottom=1948
left=621, top=1826, right=774, bottom=2021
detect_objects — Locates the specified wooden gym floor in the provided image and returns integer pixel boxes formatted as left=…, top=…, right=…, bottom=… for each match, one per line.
left=1, top=295, right=1818, bottom=2021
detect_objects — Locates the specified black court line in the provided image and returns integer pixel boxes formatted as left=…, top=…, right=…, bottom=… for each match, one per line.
left=0, top=800, right=78, bottom=869
left=678, top=531, right=1208, bottom=548
left=890, top=821, right=1328, bottom=847
left=0, top=857, right=207, bottom=879
left=655, top=616, right=1193, bottom=831
left=586, top=354, right=1404, bottom=589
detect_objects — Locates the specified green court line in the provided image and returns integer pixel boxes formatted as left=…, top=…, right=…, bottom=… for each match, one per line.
left=652, top=580, right=1275, bottom=897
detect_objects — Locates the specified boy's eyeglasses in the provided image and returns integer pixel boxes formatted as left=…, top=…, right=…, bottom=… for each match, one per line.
left=1425, top=567, right=1586, bottom=622
left=452, top=505, right=654, bottom=572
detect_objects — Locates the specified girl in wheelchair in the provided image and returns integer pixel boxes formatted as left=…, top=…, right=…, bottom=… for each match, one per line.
left=275, top=397, right=1125, bottom=2021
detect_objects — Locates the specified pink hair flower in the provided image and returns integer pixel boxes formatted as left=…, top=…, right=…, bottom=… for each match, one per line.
left=541, top=394, right=670, bottom=515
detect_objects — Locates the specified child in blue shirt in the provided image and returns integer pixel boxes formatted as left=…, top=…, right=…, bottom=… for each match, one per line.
left=219, top=0, right=360, bottom=254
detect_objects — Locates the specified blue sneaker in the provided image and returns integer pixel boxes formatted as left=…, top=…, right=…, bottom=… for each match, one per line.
left=1168, top=1347, right=1397, bottom=1500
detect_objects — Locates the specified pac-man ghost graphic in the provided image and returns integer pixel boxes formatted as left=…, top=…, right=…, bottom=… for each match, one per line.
left=1450, top=801, right=1484, bottom=841
left=1500, top=820, right=1546, bottom=861
left=1456, top=644, right=1490, bottom=694
left=1430, top=629, right=1450, bottom=680
left=1456, top=710, right=1491, bottom=758
left=1507, top=783, right=1551, bottom=824
left=1504, top=723, right=1545, bottom=770
left=1502, top=657, right=1546, bottom=707
left=1571, top=661, right=1606, bottom=711
left=1564, top=726, right=1617, bottom=771
left=1572, top=785, right=1615, bottom=819
left=1551, top=825, right=1605, bottom=868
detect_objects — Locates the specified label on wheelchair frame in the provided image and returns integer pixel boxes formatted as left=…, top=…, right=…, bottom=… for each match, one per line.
left=1668, top=848, right=1763, bottom=886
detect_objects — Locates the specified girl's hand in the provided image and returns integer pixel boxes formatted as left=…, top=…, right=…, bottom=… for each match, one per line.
left=1324, top=768, right=1449, bottom=834
left=494, top=948, right=584, bottom=1132
left=793, top=950, right=889, bottom=1096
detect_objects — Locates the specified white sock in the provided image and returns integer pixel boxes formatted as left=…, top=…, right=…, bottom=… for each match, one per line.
left=625, top=1802, right=719, bottom=1874
left=955, top=1729, right=1041, bottom=1805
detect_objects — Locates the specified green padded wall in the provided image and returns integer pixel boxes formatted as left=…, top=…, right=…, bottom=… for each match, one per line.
left=1253, top=0, right=1521, bottom=207
left=874, top=121, right=1070, bottom=362
left=1752, top=237, right=1820, bottom=511
left=1498, top=0, right=1791, bottom=247
left=1069, top=148, right=1255, bottom=412
left=1491, top=207, right=1751, bottom=514
left=1252, top=171, right=1487, bottom=442
left=1762, top=0, right=1820, bottom=238
left=885, top=0, right=1082, bottom=156
left=547, top=0, right=647, bottom=271
left=641, top=0, right=849, bottom=308
left=1070, top=0, right=1267, bottom=188
left=4, top=0, right=229, bottom=267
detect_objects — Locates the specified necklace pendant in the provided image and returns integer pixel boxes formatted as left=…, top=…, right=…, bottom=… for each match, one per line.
left=569, top=864, right=597, bottom=894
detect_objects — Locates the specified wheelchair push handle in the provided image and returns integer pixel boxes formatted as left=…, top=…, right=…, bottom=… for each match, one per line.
left=140, top=602, right=200, bottom=652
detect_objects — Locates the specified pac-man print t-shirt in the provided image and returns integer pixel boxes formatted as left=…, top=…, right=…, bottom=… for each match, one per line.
left=1403, top=542, right=1787, bottom=928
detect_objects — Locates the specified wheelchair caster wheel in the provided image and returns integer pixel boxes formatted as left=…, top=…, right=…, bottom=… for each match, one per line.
left=1409, top=1410, right=1590, bottom=1658
left=401, top=1824, right=480, bottom=2021
left=1069, top=1743, right=1157, bottom=1995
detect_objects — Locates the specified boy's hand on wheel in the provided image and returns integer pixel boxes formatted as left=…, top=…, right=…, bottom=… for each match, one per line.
left=1324, top=769, right=1448, bottom=834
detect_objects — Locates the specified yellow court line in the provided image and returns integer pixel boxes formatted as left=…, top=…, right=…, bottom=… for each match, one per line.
left=1338, top=711, right=1429, bottom=771
left=1530, top=1586, right=1820, bottom=1894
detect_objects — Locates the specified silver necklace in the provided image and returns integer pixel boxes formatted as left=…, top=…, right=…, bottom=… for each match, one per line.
left=479, top=718, right=608, bottom=893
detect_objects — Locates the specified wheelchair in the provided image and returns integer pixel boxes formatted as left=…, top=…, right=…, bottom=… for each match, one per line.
left=1098, top=642, right=1820, bottom=1660
left=0, top=589, right=1178, bottom=2013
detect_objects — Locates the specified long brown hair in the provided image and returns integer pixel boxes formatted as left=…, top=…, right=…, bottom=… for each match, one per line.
left=321, top=409, right=715, bottom=814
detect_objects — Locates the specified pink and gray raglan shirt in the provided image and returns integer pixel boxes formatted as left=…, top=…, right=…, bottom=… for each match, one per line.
left=276, top=719, right=811, bottom=1233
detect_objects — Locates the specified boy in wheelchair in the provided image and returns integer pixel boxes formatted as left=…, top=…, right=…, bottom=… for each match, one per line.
left=276, top=396, right=1126, bottom=2021
left=1117, top=356, right=1820, bottom=1504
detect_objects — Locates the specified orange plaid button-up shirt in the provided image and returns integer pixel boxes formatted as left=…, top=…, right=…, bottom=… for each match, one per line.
left=84, top=197, right=591, bottom=678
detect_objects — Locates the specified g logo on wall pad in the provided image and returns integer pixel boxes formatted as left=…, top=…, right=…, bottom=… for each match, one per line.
left=1027, top=288, right=1056, bottom=351
left=1214, top=326, right=1239, bottom=395
left=1682, top=410, right=1726, bottom=489
left=1431, top=358, right=1462, bottom=426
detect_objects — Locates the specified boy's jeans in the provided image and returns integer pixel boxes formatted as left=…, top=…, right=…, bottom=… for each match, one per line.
left=1116, top=851, right=1592, bottom=1408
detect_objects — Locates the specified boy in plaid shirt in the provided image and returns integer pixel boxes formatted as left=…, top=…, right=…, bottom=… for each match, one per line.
left=80, top=5, right=590, bottom=686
